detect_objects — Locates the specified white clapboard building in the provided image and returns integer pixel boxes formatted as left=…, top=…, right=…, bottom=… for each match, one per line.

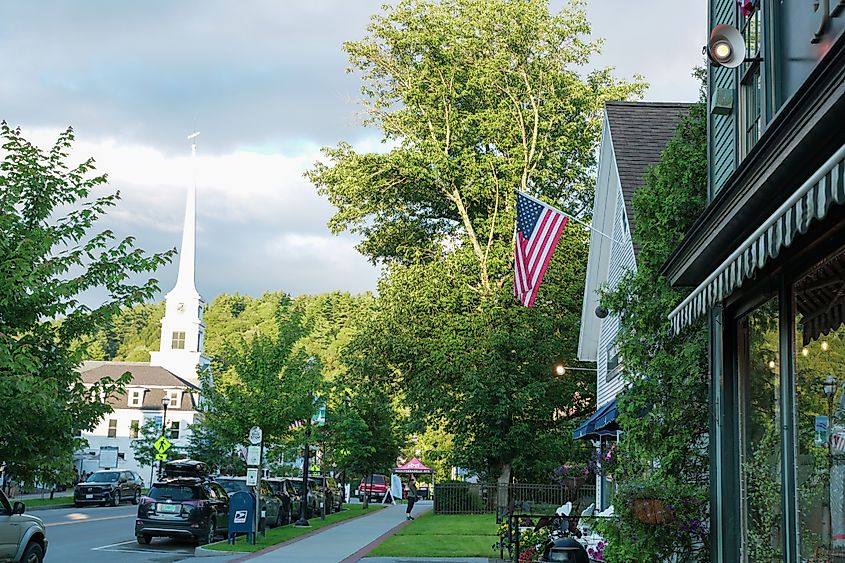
left=576, top=102, right=691, bottom=511
left=76, top=145, right=210, bottom=481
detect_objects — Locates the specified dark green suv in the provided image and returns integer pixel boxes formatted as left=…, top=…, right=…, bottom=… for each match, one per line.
left=74, top=469, right=142, bottom=506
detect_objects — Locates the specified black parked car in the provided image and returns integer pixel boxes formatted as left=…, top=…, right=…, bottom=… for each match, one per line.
left=74, top=470, right=142, bottom=507
left=135, top=462, right=229, bottom=545
left=284, top=476, right=325, bottom=518
left=314, top=475, right=343, bottom=513
left=216, top=477, right=284, bottom=529
left=264, top=478, right=295, bottom=525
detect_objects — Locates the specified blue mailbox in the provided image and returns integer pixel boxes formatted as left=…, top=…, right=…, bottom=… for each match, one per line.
left=228, top=490, right=256, bottom=544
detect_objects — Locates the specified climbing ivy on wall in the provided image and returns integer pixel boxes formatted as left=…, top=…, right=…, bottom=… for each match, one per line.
left=597, top=79, right=710, bottom=562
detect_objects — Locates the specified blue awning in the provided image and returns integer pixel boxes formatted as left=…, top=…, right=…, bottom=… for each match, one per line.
left=573, top=399, right=620, bottom=440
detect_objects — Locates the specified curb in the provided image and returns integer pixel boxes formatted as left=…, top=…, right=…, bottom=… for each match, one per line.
left=195, top=545, right=232, bottom=557
left=27, top=503, right=75, bottom=512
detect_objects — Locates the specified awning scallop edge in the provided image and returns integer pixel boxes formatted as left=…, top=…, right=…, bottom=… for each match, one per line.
left=669, top=143, right=845, bottom=333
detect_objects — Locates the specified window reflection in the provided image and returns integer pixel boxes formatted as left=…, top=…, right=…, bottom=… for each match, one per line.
left=738, top=297, right=782, bottom=561
left=794, top=245, right=845, bottom=560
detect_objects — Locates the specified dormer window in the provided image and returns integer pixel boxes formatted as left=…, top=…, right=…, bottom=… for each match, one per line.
left=128, top=389, right=144, bottom=407
left=168, top=390, right=181, bottom=409
left=171, top=331, right=186, bottom=350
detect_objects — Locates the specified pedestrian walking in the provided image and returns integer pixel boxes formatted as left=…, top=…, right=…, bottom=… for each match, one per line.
left=406, top=474, right=418, bottom=520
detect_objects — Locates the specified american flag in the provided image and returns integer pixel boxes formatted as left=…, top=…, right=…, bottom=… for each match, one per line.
left=514, top=190, right=568, bottom=307
left=288, top=419, right=306, bottom=430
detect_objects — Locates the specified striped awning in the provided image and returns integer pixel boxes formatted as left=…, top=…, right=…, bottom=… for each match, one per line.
left=670, top=143, right=845, bottom=333
left=573, top=399, right=620, bottom=440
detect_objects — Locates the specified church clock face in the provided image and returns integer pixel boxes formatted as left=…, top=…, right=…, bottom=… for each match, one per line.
left=176, top=302, right=185, bottom=312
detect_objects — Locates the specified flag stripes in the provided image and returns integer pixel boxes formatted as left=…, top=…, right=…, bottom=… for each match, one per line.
left=513, top=190, right=569, bottom=307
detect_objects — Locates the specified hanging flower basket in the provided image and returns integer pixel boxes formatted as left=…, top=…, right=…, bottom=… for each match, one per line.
left=631, top=498, right=674, bottom=525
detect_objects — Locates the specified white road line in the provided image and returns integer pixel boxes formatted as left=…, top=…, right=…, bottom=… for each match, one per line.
left=91, top=540, right=138, bottom=550
left=47, top=513, right=135, bottom=527
left=91, top=539, right=193, bottom=554
left=93, top=547, right=193, bottom=554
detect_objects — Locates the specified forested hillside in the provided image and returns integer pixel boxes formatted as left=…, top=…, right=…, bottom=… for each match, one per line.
left=83, top=291, right=370, bottom=366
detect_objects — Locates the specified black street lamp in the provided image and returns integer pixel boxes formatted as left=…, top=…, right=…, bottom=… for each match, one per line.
left=158, top=395, right=171, bottom=479
left=295, top=357, right=317, bottom=527
left=822, top=375, right=836, bottom=548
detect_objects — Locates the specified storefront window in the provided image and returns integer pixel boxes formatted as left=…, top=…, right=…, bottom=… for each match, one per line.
left=737, top=297, right=782, bottom=561
left=794, top=246, right=845, bottom=560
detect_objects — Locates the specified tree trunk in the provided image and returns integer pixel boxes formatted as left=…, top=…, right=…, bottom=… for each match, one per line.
left=496, top=463, right=511, bottom=519
left=362, top=473, right=372, bottom=509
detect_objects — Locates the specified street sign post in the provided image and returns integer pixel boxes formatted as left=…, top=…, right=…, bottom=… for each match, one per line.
left=246, top=426, right=263, bottom=539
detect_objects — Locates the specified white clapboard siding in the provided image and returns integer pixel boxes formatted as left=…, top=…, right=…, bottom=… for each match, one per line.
left=596, top=188, right=637, bottom=407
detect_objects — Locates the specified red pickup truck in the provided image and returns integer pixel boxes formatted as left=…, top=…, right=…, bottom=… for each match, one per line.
left=358, top=474, right=390, bottom=502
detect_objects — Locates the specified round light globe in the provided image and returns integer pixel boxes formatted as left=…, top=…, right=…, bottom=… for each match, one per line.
left=713, top=40, right=732, bottom=62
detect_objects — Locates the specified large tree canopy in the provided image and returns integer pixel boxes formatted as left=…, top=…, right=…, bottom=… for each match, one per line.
left=309, top=0, right=644, bottom=483
left=308, top=0, right=644, bottom=285
left=0, top=124, right=173, bottom=483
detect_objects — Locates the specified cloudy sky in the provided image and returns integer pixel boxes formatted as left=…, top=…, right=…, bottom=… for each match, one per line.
left=0, top=1, right=705, bottom=302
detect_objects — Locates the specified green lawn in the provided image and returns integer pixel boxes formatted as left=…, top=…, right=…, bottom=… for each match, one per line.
left=205, top=504, right=386, bottom=553
left=21, top=497, right=74, bottom=508
left=367, top=512, right=499, bottom=558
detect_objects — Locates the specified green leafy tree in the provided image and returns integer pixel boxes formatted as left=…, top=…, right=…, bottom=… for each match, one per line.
left=308, top=0, right=643, bottom=489
left=317, top=379, right=400, bottom=509
left=597, top=80, right=709, bottom=562
left=130, top=419, right=162, bottom=471
left=198, top=295, right=318, bottom=449
left=0, top=124, right=173, bottom=483
left=185, top=418, right=244, bottom=475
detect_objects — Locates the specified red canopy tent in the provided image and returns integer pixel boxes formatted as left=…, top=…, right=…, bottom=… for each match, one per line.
left=394, top=457, right=435, bottom=500
left=394, top=457, right=434, bottom=474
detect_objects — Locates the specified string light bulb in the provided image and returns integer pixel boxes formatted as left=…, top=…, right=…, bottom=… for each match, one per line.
left=802, top=347, right=809, bottom=357
left=822, top=340, right=830, bottom=351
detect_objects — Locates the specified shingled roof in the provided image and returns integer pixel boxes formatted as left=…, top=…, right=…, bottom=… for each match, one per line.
left=605, top=101, right=692, bottom=253
left=80, top=361, right=198, bottom=410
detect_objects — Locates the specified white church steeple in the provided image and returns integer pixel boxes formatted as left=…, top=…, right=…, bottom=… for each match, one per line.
left=149, top=132, right=210, bottom=386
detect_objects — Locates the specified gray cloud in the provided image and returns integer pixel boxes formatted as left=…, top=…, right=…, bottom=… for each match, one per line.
left=2, top=0, right=704, bottom=303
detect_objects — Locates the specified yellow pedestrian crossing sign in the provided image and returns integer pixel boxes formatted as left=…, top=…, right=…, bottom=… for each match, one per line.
left=155, top=453, right=168, bottom=461
left=154, top=436, right=172, bottom=454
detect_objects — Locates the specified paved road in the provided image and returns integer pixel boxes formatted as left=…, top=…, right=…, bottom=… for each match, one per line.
left=39, top=503, right=201, bottom=562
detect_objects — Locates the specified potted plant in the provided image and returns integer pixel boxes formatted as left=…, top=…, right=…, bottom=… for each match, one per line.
left=619, top=480, right=674, bottom=525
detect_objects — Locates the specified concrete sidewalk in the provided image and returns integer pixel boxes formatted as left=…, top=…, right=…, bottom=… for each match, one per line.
left=239, top=501, right=431, bottom=563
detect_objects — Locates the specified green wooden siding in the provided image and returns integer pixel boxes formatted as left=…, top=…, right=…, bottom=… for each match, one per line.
left=709, top=0, right=737, bottom=199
